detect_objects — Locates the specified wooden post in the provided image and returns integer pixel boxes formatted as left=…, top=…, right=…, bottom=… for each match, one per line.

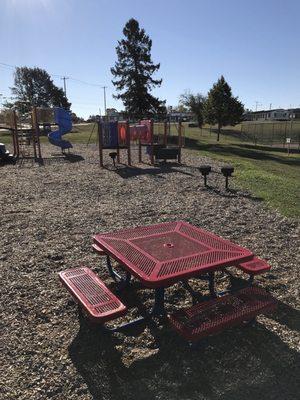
left=150, top=119, right=154, bottom=165
left=163, top=120, right=168, bottom=147
left=98, top=121, right=103, bottom=168
left=12, top=110, right=19, bottom=158
left=31, top=108, right=38, bottom=160
left=178, top=119, right=182, bottom=163
left=126, top=121, right=131, bottom=166
left=138, top=122, right=142, bottom=163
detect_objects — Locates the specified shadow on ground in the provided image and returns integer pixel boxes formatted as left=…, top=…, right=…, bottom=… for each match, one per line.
left=69, top=275, right=300, bottom=400
left=184, top=138, right=300, bottom=166
left=105, top=162, right=194, bottom=179
left=15, top=153, right=85, bottom=166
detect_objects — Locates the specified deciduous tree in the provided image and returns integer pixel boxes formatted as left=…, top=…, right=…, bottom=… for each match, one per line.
left=180, top=91, right=206, bottom=127
left=6, top=67, right=71, bottom=114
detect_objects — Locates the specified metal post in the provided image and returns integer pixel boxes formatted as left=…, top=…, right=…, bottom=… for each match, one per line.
left=151, top=287, right=165, bottom=316
left=208, top=272, right=216, bottom=297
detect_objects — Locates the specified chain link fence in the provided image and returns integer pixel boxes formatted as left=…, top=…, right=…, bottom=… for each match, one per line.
left=240, top=121, right=300, bottom=148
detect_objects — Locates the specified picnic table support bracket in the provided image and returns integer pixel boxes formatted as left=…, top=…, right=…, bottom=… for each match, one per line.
left=103, top=288, right=166, bottom=332
left=182, top=280, right=203, bottom=303
left=106, top=256, right=131, bottom=288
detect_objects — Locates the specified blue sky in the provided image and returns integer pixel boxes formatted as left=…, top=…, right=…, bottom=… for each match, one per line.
left=1, top=0, right=299, bottom=118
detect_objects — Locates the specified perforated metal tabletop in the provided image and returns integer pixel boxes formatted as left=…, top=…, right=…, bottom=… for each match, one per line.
left=93, top=221, right=254, bottom=288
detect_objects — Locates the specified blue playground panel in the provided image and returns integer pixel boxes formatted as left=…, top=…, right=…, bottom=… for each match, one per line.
left=101, top=121, right=119, bottom=148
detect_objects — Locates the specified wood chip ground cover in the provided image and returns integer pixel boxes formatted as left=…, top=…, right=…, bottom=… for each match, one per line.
left=1, top=145, right=299, bottom=400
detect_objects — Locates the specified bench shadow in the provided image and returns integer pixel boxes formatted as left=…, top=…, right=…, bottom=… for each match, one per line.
left=69, top=294, right=300, bottom=400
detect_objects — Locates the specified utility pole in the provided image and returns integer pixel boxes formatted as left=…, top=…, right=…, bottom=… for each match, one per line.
left=255, top=101, right=262, bottom=112
left=61, top=76, right=69, bottom=95
left=269, top=103, right=272, bottom=110
left=101, top=86, right=107, bottom=117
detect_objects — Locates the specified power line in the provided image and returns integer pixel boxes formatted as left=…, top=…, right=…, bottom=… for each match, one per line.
left=0, top=61, right=107, bottom=88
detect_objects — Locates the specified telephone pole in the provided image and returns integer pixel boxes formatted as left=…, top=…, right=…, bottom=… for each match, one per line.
left=61, top=76, right=69, bottom=95
left=255, top=101, right=262, bottom=111
left=101, top=86, right=107, bottom=116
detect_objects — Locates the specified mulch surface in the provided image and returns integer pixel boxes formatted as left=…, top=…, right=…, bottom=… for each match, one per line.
left=1, top=145, right=299, bottom=400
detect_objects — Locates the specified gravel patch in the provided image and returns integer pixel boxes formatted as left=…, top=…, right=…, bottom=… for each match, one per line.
left=1, top=144, right=299, bottom=400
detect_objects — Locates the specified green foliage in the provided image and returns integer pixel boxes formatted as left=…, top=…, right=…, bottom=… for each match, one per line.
left=111, top=18, right=166, bottom=119
left=6, top=66, right=71, bottom=114
left=180, top=91, right=206, bottom=127
left=204, top=76, right=244, bottom=140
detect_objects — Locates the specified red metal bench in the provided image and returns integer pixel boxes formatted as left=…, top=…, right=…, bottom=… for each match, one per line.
left=237, top=257, right=271, bottom=275
left=59, top=267, right=127, bottom=323
left=92, top=243, right=106, bottom=256
left=169, top=286, right=277, bottom=342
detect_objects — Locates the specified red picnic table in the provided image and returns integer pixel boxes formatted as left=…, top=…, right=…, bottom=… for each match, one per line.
left=60, top=221, right=276, bottom=341
left=93, top=221, right=254, bottom=317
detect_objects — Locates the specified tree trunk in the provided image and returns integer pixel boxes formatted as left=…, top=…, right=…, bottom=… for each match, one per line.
left=217, top=123, right=221, bottom=141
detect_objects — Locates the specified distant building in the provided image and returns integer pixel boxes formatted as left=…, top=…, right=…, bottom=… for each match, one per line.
left=106, top=108, right=126, bottom=121
left=167, top=112, right=193, bottom=122
left=244, top=108, right=300, bottom=121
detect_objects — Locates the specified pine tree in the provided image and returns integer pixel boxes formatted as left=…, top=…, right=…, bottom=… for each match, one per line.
left=7, top=67, right=71, bottom=114
left=111, top=18, right=165, bottom=119
left=204, top=76, right=244, bottom=141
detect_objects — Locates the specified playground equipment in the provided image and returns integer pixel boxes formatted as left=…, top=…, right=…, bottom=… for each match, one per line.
left=133, top=119, right=184, bottom=165
left=221, top=166, right=234, bottom=189
left=97, top=118, right=184, bottom=168
left=0, top=108, right=42, bottom=163
left=199, top=165, right=212, bottom=187
left=0, top=106, right=73, bottom=164
left=97, top=120, right=131, bottom=168
left=47, top=108, right=72, bottom=151
left=0, top=142, right=15, bottom=164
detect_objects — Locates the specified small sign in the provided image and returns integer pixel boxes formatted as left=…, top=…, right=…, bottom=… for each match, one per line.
left=286, top=138, right=291, bottom=144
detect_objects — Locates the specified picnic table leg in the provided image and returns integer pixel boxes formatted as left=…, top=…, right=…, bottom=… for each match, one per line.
left=151, top=288, right=166, bottom=317
left=208, top=272, right=217, bottom=297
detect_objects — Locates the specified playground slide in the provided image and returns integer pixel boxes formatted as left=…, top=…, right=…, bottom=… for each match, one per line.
left=48, top=108, right=73, bottom=150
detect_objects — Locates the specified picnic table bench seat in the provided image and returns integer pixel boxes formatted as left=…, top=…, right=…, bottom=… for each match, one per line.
left=237, top=257, right=271, bottom=275
left=59, top=267, right=127, bottom=323
left=92, top=243, right=106, bottom=256
left=168, top=286, right=277, bottom=342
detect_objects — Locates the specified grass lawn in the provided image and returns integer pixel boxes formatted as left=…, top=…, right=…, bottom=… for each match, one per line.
left=1, top=123, right=299, bottom=217
left=183, top=126, right=300, bottom=218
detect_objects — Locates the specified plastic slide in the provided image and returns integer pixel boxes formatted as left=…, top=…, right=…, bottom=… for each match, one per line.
left=48, top=108, right=73, bottom=150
